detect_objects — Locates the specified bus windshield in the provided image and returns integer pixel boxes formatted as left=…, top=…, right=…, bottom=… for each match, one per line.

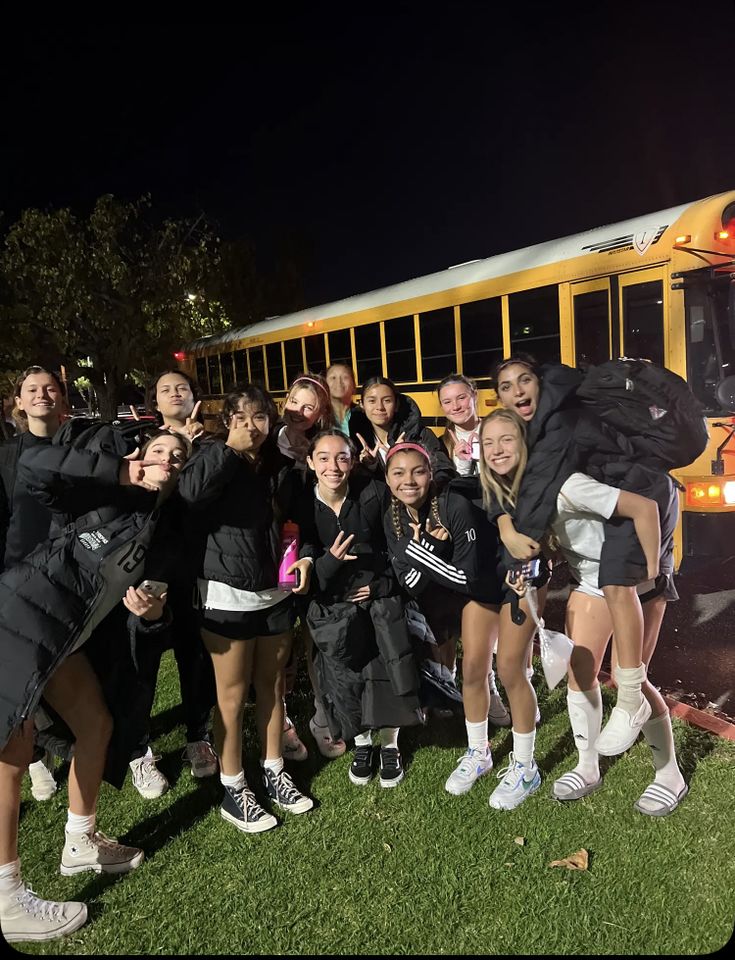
left=686, top=276, right=735, bottom=414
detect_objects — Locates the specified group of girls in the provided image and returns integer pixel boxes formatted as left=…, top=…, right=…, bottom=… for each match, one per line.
left=0, top=355, right=686, bottom=945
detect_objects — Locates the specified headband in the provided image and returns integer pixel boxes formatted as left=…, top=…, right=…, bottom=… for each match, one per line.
left=385, top=442, right=432, bottom=464
left=292, top=376, right=330, bottom=400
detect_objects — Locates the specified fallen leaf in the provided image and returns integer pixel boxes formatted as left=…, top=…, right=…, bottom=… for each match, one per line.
left=514, top=837, right=525, bottom=846
left=504, top=862, right=514, bottom=867
left=549, top=848, right=589, bottom=871
left=383, top=843, right=392, bottom=853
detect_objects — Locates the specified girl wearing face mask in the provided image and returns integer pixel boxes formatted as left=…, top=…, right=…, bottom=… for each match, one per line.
left=177, top=384, right=314, bottom=835
left=383, top=443, right=505, bottom=799
left=351, top=377, right=454, bottom=487
left=293, top=429, right=420, bottom=788
left=479, top=409, right=685, bottom=814
left=0, top=422, right=189, bottom=943
left=278, top=373, right=335, bottom=463
left=493, top=356, right=685, bottom=813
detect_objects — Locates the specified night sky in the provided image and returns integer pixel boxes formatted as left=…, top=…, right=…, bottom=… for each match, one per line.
left=2, top=4, right=734, bottom=307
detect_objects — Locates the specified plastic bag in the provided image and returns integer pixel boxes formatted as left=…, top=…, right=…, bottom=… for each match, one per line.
left=525, top=587, right=574, bottom=690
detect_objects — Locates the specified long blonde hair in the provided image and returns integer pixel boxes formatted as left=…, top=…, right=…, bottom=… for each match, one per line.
left=478, top=408, right=528, bottom=513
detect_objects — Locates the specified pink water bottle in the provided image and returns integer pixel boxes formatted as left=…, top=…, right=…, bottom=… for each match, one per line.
left=278, top=521, right=300, bottom=590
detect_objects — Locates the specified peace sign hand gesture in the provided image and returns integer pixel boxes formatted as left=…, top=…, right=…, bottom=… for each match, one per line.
left=329, top=530, right=358, bottom=561
left=356, top=433, right=381, bottom=467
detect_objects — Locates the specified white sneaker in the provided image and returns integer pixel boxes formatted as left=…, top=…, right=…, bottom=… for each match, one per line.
left=183, top=740, right=218, bottom=778
left=60, top=830, right=144, bottom=875
left=28, top=753, right=57, bottom=801
left=488, top=754, right=541, bottom=810
left=488, top=693, right=511, bottom=727
left=129, top=752, right=169, bottom=799
left=594, top=698, right=652, bottom=756
left=445, top=747, right=493, bottom=796
left=0, top=883, right=87, bottom=943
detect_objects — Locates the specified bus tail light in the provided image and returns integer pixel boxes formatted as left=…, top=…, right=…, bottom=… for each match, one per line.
left=685, top=479, right=735, bottom=506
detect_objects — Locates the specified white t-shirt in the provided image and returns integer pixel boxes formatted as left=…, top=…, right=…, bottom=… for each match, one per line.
left=550, top=472, right=620, bottom=597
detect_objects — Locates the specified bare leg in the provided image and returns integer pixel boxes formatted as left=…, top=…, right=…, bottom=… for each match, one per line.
left=496, top=600, right=537, bottom=733
left=252, top=632, right=292, bottom=760
left=43, top=652, right=112, bottom=817
left=459, top=601, right=499, bottom=723
left=201, top=630, right=254, bottom=776
left=0, top=722, right=34, bottom=864
left=602, top=585, right=643, bottom=669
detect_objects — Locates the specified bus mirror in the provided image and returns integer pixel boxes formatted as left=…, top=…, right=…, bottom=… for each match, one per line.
left=715, top=375, right=735, bottom=413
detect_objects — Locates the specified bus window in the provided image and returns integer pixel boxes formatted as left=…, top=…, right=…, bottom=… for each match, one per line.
left=249, top=346, right=266, bottom=387
left=622, top=280, right=664, bottom=366
left=509, top=286, right=561, bottom=363
left=460, top=298, right=503, bottom=380
left=354, top=323, right=383, bottom=384
left=207, top=355, right=223, bottom=395
left=221, top=353, right=236, bottom=393
left=573, top=290, right=610, bottom=367
left=686, top=278, right=735, bottom=413
left=385, top=316, right=417, bottom=383
left=234, top=349, right=248, bottom=384
left=305, top=334, right=326, bottom=374
left=419, top=307, right=456, bottom=381
left=266, top=342, right=285, bottom=393
left=328, top=329, right=352, bottom=371
left=196, top=357, right=209, bottom=393
left=284, top=338, right=304, bottom=385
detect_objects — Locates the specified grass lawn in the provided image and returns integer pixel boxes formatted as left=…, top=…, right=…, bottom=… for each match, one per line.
left=12, top=652, right=735, bottom=956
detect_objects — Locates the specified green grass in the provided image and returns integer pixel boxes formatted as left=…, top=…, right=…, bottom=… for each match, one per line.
left=13, top=653, right=735, bottom=956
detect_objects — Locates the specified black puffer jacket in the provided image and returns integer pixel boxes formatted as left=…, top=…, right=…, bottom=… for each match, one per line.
left=0, top=429, right=164, bottom=751
left=349, top=393, right=454, bottom=487
left=177, top=438, right=298, bottom=590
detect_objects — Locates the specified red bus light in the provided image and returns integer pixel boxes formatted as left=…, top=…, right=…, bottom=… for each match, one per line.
left=173, top=351, right=186, bottom=362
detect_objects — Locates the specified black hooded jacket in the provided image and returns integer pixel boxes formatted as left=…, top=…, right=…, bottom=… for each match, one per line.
left=348, top=393, right=454, bottom=487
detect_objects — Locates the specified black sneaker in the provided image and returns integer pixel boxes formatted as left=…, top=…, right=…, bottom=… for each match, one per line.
left=349, top=745, right=375, bottom=786
left=379, top=747, right=404, bottom=788
left=220, top=784, right=277, bottom=834
left=262, top=767, right=314, bottom=814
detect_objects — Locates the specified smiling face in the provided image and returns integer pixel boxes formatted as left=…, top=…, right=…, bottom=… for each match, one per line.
left=155, top=373, right=196, bottom=423
left=284, top=386, right=321, bottom=433
left=227, top=400, right=271, bottom=455
left=386, top=450, right=432, bottom=509
left=307, top=434, right=353, bottom=495
left=438, top=381, right=478, bottom=430
left=326, top=365, right=355, bottom=405
left=495, top=363, right=540, bottom=422
left=15, top=371, right=65, bottom=429
left=363, top=384, right=397, bottom=430
left=480, top=415, right=523, bottom=477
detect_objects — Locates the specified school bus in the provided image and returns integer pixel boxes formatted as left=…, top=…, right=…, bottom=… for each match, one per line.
left=177, top=190, right=735, bottom=566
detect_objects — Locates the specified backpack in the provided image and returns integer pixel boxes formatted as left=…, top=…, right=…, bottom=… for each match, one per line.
left=53, top=417, right=154, bottom=458
left=576, top=358, right=708, bottom=470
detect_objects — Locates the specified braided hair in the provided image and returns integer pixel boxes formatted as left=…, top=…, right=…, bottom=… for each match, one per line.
left=386, top=443, right=443, bottom=538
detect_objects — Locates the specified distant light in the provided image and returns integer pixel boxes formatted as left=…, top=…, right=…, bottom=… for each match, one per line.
left=306, top=321, right=315, bottom=328
left=656, top=300, right=663, bottom=304
left=173, top=351, right=186, bottom=362
left=187, top=293, right=197, bottom=302
left=674, top=234, right=690, bottom=245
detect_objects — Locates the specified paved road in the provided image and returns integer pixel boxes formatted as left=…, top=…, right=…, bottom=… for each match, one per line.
left=543, top=556, right=735, bottom=722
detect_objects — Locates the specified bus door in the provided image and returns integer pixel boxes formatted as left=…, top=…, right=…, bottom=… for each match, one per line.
left=617, top=267, right=667, bottom=367
left=570, top=278, right=612, bottom=367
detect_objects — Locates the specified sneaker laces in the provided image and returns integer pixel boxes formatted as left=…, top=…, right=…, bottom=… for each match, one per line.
left=495, top=752, right=533, bottom=787
left=16, top=887, right=65, bottom=922
left=268, top=769, right=303, bottom=804
left=381, top=749, right=401, bottom=773
left=456, top=747, right=486, bottom=777
left=134, top=755, right=164, bottom=786
left=352, top=745, right=373, bottom=766
left=238, top=785, right=268, bottom=820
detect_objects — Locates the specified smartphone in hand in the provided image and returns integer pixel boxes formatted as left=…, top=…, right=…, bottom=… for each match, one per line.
left=139, top=579, right=168, bottom=599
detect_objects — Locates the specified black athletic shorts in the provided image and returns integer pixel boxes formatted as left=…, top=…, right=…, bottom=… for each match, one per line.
left=200, top=595, right=296, bottom=640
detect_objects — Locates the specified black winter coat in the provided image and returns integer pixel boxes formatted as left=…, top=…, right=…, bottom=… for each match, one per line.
left=300, top=476, right=422, bottom=740
left=0, top=429, right=165, bottom=752
left=349, top=394, right=455, bottom=487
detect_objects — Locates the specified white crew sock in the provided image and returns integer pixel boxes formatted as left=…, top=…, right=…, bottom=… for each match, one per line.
left=379, top=727, right=399, bottom=750
left=642, top=711, right=686, bottom=793
left=66, top=811, right=96, bottom=836
left=512, top=729, right=536, bottom=768
left=615, top=663, right=646, bottom=713
left=220, top=770, right=245, bottom=791
left=0, top=859, right=22, bottom=895
left=466, top=718, right=489, bottom=754
left=567, top=687, right=603, bottom=783
left=354, top=731, right=373, bottom=747
left=262, top=757, right=284, bottom=775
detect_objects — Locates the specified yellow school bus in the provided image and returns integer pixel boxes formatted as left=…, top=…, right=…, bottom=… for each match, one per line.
left=177, top=190, right=735, bottom=565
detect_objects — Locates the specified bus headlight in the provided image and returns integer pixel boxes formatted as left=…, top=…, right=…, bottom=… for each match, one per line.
left=724, top=481, right=735, bottom=505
